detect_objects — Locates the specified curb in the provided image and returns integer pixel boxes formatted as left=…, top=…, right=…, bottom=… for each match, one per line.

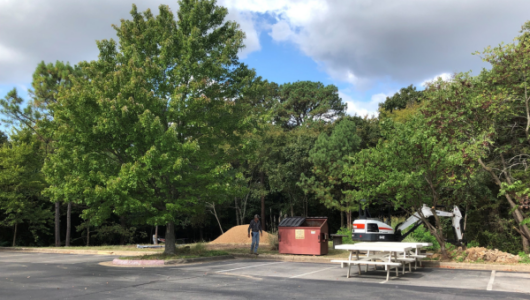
left=113, top=255, right=235, bottom=266
left=422, top=261, right=530, bottom=272
left=232, top=254, right=530, bottom=272
left=0, top=247, right=160, bottom=256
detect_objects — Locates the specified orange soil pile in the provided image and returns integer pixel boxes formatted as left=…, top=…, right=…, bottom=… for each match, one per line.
left=210, top=225, right=271, bottom=244
left=464, top=247, right=520, bottom=263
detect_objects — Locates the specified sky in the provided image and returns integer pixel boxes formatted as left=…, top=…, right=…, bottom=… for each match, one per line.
left=1, top=0, right=530, bottom=118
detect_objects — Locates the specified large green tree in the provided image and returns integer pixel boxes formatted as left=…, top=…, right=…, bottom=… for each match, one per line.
left=275, top=81, right=345, bottom=130
left=0, top=129, right=52, bottom=246
left=0, top=61, right=79, bottom=247
left=299, top=118, right=361, bottom=228
left=345, top=115, right=469, bottom=258
left=44, top=0, right=255, bottom=254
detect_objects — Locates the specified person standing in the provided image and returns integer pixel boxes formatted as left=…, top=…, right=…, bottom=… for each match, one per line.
left=248, top=214, right=263, bottom=255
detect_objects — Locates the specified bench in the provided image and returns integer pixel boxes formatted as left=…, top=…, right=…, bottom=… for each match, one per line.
left=332, top=259, right=402, bottom=281
left=394, top=257, right=416, bottom=274
left=408, top=254, right=427, bottom=268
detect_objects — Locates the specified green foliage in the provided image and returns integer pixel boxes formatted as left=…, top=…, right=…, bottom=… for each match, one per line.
left=467, top=240, right=480, bottom=248
left=299, top=118, right=361, bottom=214
left=409, top=226, right=440, bottom=251
left=518, top=252, right=530, bottom=264
left=43, top=1, right=256, bottom=254
left=0, top=129, right=52, bottom=245
left=275, top=81, right=345, bottom=130
left=336, top=227, right=355, bottom=244
left=379, top=84, right=423, bottom=114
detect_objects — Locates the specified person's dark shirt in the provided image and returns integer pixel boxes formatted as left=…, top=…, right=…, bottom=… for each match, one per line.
left=248, top=219, right=262, bottom=234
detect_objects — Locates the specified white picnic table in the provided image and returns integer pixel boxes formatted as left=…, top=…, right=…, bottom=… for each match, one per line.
left=332, top=242, right=432, bottom=281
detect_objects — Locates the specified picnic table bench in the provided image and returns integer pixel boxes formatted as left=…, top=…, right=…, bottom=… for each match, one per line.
left=332, top=242, right=432, bottom=281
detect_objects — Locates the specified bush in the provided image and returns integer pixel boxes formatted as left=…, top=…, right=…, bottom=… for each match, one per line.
left=467, top=240, right=480, bottom=248
left=190, top=242, right=206, bottom=255
left=337, top=227, right=354, bottom=244
left=267, top=232, right=279, bottom=250
left=518, top=252, right=530, bottom=264
left=409, top=226, right=440, bottom=251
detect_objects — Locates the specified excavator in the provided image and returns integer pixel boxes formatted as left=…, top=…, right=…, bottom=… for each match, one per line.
left=351, top=202, right=466, bottom=246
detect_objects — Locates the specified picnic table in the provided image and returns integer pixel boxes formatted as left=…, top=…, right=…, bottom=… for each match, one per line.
left=331, top=242, right=432, bottom=281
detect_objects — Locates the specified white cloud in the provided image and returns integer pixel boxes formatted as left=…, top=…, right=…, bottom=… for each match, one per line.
left=0, top=44, right=24, bottom=63
left=0, top=0, right=265, bottom=84
left=223, top=0, right=530, bottom=88
left=340, top=91, right=393, bottom=118
left=420, top=72, right=452, bottom=87
left=270, top=20, right=293, bottom=42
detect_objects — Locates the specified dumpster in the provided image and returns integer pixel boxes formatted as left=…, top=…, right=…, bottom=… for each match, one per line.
left=278, top=217, right=328, bottom=255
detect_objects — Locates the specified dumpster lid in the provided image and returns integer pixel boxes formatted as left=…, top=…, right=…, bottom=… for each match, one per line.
left=278, top=217, right=305, bottom=227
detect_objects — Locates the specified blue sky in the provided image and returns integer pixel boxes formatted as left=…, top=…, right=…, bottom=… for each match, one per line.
left=1, top=0, right=530, bottom=123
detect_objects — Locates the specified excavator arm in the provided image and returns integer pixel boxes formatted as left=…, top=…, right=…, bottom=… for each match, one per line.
left=395, top=204, right=465, bottom=246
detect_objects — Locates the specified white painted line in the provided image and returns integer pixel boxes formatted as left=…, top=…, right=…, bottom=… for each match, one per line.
left=216, top=262, right=284, bottom=273
left=289, top=267, right=335, bottom=278
left=487, top=270, right=496, bottom=291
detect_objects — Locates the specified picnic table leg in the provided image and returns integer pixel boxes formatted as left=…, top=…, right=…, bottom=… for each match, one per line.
left=394, top=252, right=398, bottom=276
left=386, top=265, right=390, bottom=281
left=356, top=251, right=361, bottom=275
left=366, top=251, right=370, bottom=272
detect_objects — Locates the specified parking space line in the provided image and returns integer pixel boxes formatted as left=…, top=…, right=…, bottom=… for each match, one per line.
left=487, top=270, right=496, bottom=291
left=289, top=267, right=335, bottom=278
left=216, top=262, right=284, bottom=273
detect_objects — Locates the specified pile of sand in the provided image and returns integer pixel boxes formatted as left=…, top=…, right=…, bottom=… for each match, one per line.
left=464, top=247, right=520, bottom=263
left=210, top=225, right=271, bottom=244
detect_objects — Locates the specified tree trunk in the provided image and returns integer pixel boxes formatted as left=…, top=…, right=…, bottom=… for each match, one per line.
left=432, top=212, right=449, bottom=259
left=164, top=221, right=176, bottom=255
left=154, top=226, right=158, bottom=245
left=521, top=226, right=529, bottom=253
left=347, top=211, right=352, bottom=230
left=12, top=223, right=17, bottom=247
left=235, top=197, right=240, bottom=226
left=210, top=203, right=224, bottom=234
left=55, top=202, right=61, bottom=246
left=260, top=172, right=265, bottom=231
left=65, top=202, right=71, bottom=247
left=86, top=224, right=90, bottom=246
left=120, top=216, right=127, bottom=245
left=340, top=210, right=344, bottom=228
left=478, top=158, right=530, bottom=242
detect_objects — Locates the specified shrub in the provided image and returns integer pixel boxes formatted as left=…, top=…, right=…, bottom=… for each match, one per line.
left=337, top=227, right=354, bottom=244
left=518, top=252, right=530, bottom=264
left=191, top=242, right=206, bottom=255
left=267, top=232, right=279, bottom=250
left=467, top=240, right=479, bottom=248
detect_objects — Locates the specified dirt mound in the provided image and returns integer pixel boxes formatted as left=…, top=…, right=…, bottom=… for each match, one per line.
left=210, top=225, right=271, bottom=245
left=464, top=247, right=520, bottom=263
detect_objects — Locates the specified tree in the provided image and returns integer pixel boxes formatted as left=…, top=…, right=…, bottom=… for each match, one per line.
left=44, top=1, right=255, bottom=254
left=344, top=115, right=469, bottom=258
left=0, top=130, right=52, bottom=246
left=379, top=84, right=423, bottom=113
left=275, top=81, right=345, bottom=130
left=420, top=22, right=530, bottom=251
left=0, top=131, right=7, bottom=145
left=0, top=60, right=79, bottom=247
left=299, top=118, right=361, bottom=228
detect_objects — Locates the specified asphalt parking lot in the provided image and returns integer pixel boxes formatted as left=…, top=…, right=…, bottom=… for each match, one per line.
left=0, top=251, right=529, bottom=299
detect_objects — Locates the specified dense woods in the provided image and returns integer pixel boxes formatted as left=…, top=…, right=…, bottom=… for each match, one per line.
left=1, top=0, right=529, bottom=256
